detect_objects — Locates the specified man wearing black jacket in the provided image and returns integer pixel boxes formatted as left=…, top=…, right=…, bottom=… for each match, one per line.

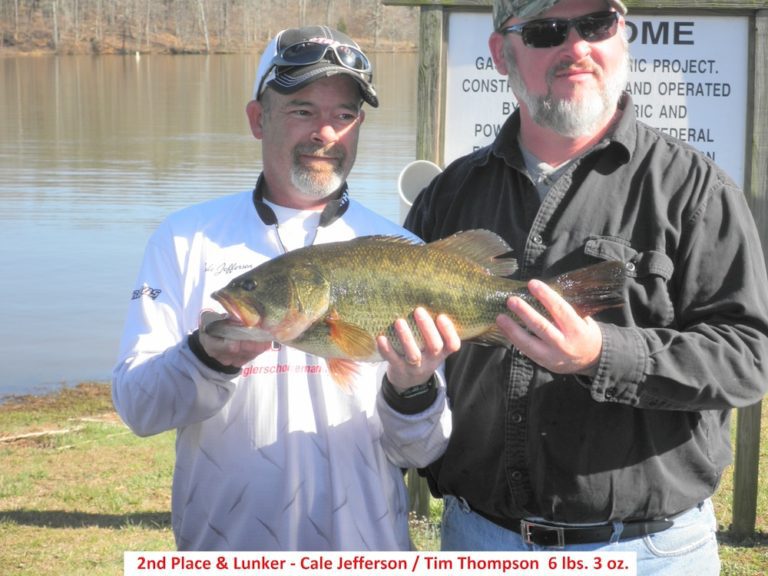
left=395, top=0, right=768, bottom=572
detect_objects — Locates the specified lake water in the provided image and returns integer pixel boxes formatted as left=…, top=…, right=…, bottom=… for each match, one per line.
left=0, top=53, right=418, bottom=399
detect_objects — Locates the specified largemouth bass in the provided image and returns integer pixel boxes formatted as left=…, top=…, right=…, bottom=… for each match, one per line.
left=205, top=229, right=625, bottom=387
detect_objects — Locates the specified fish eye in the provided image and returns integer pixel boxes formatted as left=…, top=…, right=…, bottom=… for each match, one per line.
left=238, top=279, right=256, bottom=292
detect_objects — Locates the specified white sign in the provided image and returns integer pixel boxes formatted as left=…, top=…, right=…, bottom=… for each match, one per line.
left=444, top=12, right=749, bottom=187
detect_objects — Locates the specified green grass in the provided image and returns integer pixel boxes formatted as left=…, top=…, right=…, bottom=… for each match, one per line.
left=0, top=382, right=766, bottom=574
left=0, top=383, right=176, bottom=575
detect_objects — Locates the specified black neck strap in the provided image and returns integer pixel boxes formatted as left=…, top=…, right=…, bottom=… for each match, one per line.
left=251, top=174, right=350, bottom=228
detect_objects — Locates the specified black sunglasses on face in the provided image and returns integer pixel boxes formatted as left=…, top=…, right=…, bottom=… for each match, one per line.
left=500, top=11, right=619, bottom=48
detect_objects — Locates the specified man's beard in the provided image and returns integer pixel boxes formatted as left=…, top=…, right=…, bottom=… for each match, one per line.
left=290, top=145, right=346, bottom=200
left=505, top=43, right=629, bottom=138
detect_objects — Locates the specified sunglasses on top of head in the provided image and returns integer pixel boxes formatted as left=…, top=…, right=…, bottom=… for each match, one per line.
left=500, top=10, right=620, bottom=48
left=271, top=41, right=372, bottom=74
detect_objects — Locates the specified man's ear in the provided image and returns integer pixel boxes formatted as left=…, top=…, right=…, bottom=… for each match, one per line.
left=488, top=32, right=510, bottom=77
left=246, top=100, right=264, bottom=140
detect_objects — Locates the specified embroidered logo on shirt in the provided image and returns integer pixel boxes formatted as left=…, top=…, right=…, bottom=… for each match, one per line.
left=131, top=286, right=162, bottom=300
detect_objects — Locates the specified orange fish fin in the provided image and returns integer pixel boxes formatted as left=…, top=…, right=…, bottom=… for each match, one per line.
left=428, top=230, right=518, bottom=277
left=326, top=358, right=360, bottom=393
left=466, top=325, right=512, bottom=348
left=325, top=312, right=378, bottom=359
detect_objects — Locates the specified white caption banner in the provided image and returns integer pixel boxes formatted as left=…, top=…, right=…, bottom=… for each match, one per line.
left=125, top=551, right=637, bottom=576
left=444, top=12, right=748, bottom=187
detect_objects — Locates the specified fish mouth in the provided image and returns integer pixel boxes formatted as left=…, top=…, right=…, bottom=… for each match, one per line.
left=211, top=290, right=262, bottom=328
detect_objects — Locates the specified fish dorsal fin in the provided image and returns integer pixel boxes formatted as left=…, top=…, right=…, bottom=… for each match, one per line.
left=428, top=229, right=518, bottom=277
left=351, top=234, right=422, bottom=246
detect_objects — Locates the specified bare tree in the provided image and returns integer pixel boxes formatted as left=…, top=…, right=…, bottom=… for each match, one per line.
left=0, top=0, right=418, bottom=54
left=325, top=0, right=333, bottom=29
left=51, top=0, right=59, bottom=49
left=298, top=0, right=307, bottom=27
left=197, top=0, right=209, bottom=52
left=372, top=0, right=380, bottom=49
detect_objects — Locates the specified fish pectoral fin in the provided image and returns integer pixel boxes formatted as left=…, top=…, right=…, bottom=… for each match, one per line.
left=466, top=325, right=511, bottom=348
left=326, top=313, right=378, bottom=359
left=326, top=358, right=361, bottom=394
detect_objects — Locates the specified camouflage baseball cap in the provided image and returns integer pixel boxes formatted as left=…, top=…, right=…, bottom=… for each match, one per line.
left=493, top=0, right=628, bottom=30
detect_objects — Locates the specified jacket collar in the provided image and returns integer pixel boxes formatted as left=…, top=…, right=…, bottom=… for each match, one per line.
left=490, top=92, right=634, bottom=168
left=252, top=173, right=350, bottom=228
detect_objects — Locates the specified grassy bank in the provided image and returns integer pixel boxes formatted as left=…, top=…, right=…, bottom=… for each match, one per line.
left=1, top=382, right=766, bottom=574
left=0, top=383, right=175, bottom=574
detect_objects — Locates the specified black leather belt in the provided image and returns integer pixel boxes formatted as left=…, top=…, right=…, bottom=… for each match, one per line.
left=475, top=509, right=674, bottom=547
left=519, top=517, right=673, bottom=547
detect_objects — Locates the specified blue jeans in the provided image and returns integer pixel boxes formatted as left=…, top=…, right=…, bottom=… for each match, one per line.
left=441, top=496, right=720, bottom=575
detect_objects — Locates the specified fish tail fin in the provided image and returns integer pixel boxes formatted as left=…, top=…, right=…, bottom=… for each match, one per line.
left=550, top=260, right=626, bottom=317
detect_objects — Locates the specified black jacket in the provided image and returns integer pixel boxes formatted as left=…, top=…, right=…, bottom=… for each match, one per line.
left=404, top=94, right=768, bottom=523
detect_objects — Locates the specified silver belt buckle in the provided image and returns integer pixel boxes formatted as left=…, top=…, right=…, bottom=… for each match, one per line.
left=520, top=519, right=566, bottom=548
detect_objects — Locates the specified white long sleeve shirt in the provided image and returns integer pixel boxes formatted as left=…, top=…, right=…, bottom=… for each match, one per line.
left=112, top=189, right=450, bottom=551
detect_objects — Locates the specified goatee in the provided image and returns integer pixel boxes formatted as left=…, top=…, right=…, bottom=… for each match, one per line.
left=506, top=45, right=629, bottom=138
left=290, top=145, right=346, bottom=199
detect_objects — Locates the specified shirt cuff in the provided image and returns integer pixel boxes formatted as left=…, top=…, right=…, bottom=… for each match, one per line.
left=588, top=323, right=646, bottom=405
left=187, top=330, right=241, bottom=375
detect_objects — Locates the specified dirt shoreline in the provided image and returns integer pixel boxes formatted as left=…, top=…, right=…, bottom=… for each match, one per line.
left=0, top=38, right=417, bottom=57
left=0, top=381, right=112, bottom=409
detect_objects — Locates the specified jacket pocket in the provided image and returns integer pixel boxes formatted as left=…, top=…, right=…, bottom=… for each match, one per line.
left=585, top=236, right=675, bottom=327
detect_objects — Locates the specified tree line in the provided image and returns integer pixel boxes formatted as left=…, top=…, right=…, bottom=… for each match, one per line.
left=0, top=0, right=419, bottom=54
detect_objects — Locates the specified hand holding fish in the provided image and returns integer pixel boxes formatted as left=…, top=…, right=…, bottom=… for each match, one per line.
left=198, top=330, right=274, bottom=368
left=377, top=307, right=462, bottom=392
left=498, top=279, right=603, bottom=377
left=199, top=311, right=273, bottom=367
